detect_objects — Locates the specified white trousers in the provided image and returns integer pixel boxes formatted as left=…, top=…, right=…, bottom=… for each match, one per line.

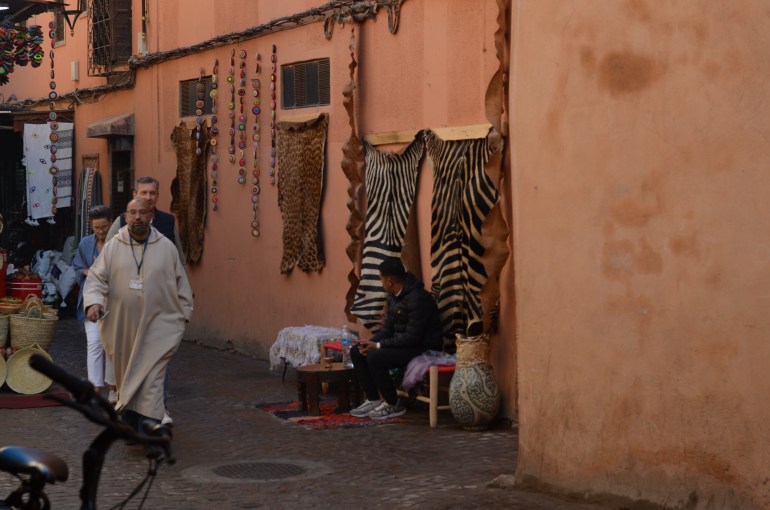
left=84, top=320, right=114, bottom=388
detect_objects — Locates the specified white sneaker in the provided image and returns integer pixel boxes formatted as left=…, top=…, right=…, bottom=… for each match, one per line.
left=350, top=399, right=383, bottom=418
left=107, top=391, right=118, bottom=405
left=162, top=410, right=174, bottom=426
left=368, top=399, right=406, bottom=420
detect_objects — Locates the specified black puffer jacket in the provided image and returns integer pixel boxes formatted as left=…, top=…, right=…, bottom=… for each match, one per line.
left=373, top=273, right=443, bottom=351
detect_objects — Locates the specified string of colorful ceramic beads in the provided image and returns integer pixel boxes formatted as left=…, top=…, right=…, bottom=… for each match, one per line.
left=47, top=20, right=59, bottom=219
left=250, top=52, right=261, bottom=237
left=195, top=68, right=205, bottom=156
left=227, top=49, right=236, bottom=167
left=209, top=59, right=219, bottom=211
left=237, top=49, right=248, bottom=185
left=269, top=44, right=277, bottom=185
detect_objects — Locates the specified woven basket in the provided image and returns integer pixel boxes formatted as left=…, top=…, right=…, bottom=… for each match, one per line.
left=0, top=313, right=8, bottom=347
left=0, top=303, right=21, bottom=315
left=0, top=353, right=6, bottom=389
left=9, top=313, right=57, bottom=351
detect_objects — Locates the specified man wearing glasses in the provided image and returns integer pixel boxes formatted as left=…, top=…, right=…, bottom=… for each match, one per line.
left=84, top=198, right=193, bottom=433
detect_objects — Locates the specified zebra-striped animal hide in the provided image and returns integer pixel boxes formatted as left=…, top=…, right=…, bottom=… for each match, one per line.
left=425, top=130, right=498, bottom=344
left=351, top=131, right=426, bottom=329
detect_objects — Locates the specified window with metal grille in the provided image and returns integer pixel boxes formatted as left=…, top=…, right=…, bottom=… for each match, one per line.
left=281, top=58, right=330, bottom=109
left=88, top=0, right=132, bottom=76
left=54, top=11, right=65, bottom=45
left=179, top=77, right=214, bottom=117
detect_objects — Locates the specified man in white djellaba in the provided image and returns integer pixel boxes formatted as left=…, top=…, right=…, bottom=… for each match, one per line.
left=84, top=197, right=193, bottom=429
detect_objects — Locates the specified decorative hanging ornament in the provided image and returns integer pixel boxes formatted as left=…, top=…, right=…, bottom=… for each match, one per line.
left=210, top=58, right=219, bottom=211
left=228, top=48, right=236, bottom=169
left=250, top=51, right=262, bottom=237
left=0, top=24, right=44, bottom=86
left=270, top=44, right=277, bottom=186
left=237, top=48, right=248, bottom=185
left=47, top=20, right=57, bottom=219
left=195, top=68, right=205, bottom=156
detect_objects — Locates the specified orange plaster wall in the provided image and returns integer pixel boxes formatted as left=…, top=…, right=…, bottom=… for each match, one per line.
left=2, top=1, right=504, bottom=348
left=1, top=0, right=515, bottom=415
left=140, top=1, right=503, bottom=364
left=510, top=0, right=770, bottom=507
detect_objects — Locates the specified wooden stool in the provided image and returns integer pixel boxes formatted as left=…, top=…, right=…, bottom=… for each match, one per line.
left=296, top=363, right=360, bottom=416
left=397, top=365, right=455, bottom=428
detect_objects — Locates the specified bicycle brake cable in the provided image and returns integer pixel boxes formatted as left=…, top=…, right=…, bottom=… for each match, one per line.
left=106, top=457, right=159, bottom=510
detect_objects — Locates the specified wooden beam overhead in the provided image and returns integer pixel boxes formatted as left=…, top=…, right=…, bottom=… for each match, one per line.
left=364, top=123, right=493, bottom=146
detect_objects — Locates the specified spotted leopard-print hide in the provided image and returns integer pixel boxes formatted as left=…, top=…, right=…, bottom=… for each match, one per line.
left=276, top=113, right=329, bottom=273
left=170, top=122, right=209, bottom=264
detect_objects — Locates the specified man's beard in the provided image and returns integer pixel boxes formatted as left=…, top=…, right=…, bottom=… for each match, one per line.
left=129, top=224, right=148, bottom=235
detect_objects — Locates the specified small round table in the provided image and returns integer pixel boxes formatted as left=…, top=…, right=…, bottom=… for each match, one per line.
left=296, top=363, right=360, bottom=416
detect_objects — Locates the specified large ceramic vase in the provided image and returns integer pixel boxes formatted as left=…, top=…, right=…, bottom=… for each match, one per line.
left=449, top=331, right=500, bottom=431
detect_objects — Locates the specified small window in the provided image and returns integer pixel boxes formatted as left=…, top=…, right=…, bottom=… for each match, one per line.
left=281, top=58, right=330, bottom=109
left=179, top=77, right=214, bottom=117
left=54, top=11, right=65, bottom=45
left=88, top=0, right=132, bottom=76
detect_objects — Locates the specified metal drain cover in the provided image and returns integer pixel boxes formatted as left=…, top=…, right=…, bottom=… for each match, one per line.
left=213, top=461, right=306, bottom=480
left=182, top=459, right=331, bottom=484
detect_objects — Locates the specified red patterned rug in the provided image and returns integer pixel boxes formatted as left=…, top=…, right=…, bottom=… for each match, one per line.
left=0, top=389, right=68, bottom=409
left=256, top=400, right=406, bottom=429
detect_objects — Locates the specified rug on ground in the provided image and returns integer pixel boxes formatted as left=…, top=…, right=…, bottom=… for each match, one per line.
left=256, top=400, right=406, bottom=429
left=0, top=388, right=68, bottom=409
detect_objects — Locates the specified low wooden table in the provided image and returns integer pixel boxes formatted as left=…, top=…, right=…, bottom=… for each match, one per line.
left=296, top=363, right=360, bottom=416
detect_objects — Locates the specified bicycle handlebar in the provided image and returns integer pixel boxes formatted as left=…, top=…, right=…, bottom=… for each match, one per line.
left=28, top=354, right=174, bottom=462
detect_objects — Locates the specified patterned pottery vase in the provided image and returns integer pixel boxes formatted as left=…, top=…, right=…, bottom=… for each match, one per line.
left=449, top=331, right=500, bottom=431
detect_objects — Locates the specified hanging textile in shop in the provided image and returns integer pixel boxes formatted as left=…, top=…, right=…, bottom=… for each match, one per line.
left=75, top=168, right=103, bottom=242
left=170, top=122, right=210, bottom=265
left=350, top=131, right=425, bottom=330
left=23, top=122, right=73, bottom=220
left=425, top=130, right=498, bottom=345
left=276, top=113, right=328, bottom=274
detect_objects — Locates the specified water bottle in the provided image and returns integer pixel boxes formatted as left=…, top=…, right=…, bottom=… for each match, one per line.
left=341, top=325, right=354, bottom=368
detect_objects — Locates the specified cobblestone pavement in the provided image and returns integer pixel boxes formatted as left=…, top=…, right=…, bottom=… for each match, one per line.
left=1, top=317, right=607, bottom=509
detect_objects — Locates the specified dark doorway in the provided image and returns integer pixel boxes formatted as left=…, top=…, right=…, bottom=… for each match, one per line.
left=110, top=149, right=132, bottom=216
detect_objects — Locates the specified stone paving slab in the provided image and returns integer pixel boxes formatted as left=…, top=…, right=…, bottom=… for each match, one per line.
left=0, top=317, right=607, bottom=509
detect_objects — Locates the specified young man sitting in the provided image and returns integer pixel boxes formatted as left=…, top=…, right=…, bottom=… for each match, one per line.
left=349, top=257, right=443, bottom=419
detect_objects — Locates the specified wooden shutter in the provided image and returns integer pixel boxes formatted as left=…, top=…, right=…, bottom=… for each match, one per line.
left=111, top=0, right=132, bottom=64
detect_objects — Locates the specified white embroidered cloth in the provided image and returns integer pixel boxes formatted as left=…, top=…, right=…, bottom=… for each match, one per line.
left=269, top=325, right=344, bottom=370
left=24, top=123, right=73, bottom=219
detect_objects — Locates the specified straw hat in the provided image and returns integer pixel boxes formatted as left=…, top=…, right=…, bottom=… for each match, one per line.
left=6, top=344, right=53, bottom=394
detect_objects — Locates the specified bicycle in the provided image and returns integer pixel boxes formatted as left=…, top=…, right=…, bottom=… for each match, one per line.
left=0, top=354, right=174, bottom=510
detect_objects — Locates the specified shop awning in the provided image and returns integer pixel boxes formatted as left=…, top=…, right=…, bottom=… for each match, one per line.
left=1, top=0, right=60, bottom=23
left=86, top=112, right=135, bottom=138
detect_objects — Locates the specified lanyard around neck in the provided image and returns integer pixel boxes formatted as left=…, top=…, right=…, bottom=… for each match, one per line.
left=129, top=235, right=148, bottom=275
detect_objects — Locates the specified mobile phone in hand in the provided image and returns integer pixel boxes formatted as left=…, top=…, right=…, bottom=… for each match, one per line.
left=98, top=309, right=110, bottom=320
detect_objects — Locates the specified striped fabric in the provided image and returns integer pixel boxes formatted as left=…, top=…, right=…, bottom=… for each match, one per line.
left=76, top=168, right=103, bottom=242
left=425, top=130, right=498, bottom=344
left=351, top=132, right=425, bottom=329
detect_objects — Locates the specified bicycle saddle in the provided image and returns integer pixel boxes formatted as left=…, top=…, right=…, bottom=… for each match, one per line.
left=0, top=447, right=69, bottom=483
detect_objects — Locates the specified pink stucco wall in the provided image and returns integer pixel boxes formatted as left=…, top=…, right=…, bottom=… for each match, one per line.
left=511, top=1, right=770, bottom=508
left=0, top=2, right=506, bottom=375
left=13, top=0, right=769, bottom=505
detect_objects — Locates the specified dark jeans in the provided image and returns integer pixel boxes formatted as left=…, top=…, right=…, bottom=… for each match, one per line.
left=351, top=344, right=423, bottom=405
